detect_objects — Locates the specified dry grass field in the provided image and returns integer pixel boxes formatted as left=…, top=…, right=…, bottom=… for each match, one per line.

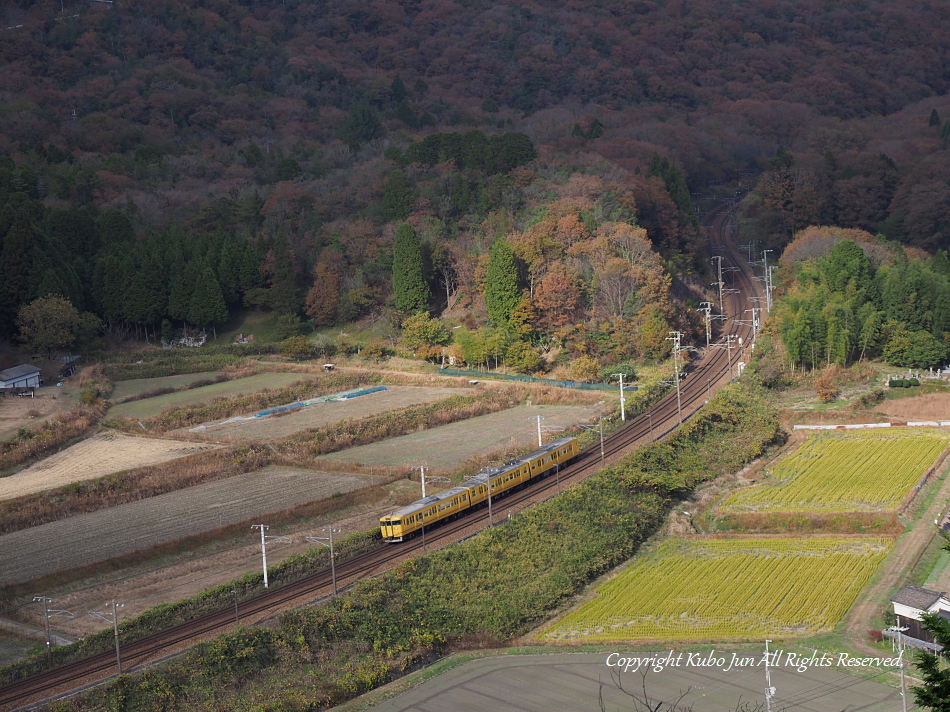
left=108, top=372, right=322, bottom=419
left=185, top=386, right=467, bottom=441
left=109, top=371, right=222, bottom=402
left=0, top=391, right=68, bottom=441
left=0, top=466, right=373, bottom=586
left=317, top=403, right=605, bottom=471
left=875, top=392, right=950, bottom=420
left=0, top=433, right=219, bottom=501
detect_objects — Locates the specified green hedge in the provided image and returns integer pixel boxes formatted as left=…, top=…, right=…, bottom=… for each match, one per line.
left=50, top=384, right=781, bottom=711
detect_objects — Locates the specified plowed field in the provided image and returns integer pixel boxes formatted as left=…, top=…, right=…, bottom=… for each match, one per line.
left=0, top=467, right=372, bottom=585
left=317, top=403, right=605, bottom=470
left=0, top=433, right=219, bottom=501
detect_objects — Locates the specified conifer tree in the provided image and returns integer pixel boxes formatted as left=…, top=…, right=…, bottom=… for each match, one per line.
left=2, top=212, right=35, bottom=313
left=188, top=266, right=228, bottom=336
left=270, top=236, right=301, bottom=314
left=383, top=170, right=414, bottom=222
left=485, top=238, right=521, bottom=326
left=392, top=223, right=429, bottom=313
left=929, top=108, right=941, bottom=126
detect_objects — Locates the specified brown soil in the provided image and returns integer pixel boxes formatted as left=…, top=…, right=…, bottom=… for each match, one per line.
left=13, top=480, right=419, bottom=638
left=0, top=433, right=219, bottom=501
left=875, top=392, right=950, bottom=420
left=0, top=389, right=71, bottom=441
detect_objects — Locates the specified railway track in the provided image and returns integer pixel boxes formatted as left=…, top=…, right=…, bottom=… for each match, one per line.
left=0, top=201, right=762, bottom=711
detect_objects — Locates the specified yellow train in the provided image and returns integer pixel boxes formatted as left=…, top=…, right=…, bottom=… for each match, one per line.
left=379, top=437, right=579, bottom=542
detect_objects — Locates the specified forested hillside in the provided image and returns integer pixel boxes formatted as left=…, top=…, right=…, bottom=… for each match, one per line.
left=1, top=0, right=949, bottom=372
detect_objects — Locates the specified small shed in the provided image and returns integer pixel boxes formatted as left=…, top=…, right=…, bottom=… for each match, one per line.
left=0, top=364, right=41, bottom=390
left=890, top=584, right=950, bottom=643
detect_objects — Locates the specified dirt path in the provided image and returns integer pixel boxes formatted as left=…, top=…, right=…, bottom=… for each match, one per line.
left=843, top=458, right=950, bottom=655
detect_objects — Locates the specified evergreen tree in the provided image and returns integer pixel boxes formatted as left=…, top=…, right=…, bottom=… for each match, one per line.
left=167, top=265, right=196, bottom=325
left=337, top=101, right=385, bottom=150
left=929, top=108, right=941, bottom=126
left=390, top=76, right=407, bottom=103
left=914, top=603, right=950, bottom=711
left=269, top=236, right=300, bottom=314
left=2, top=212, right=35, bottom=314
left=383, top=170, right=414, bottom=222
left=392, top=223, right=429, bottom=313
left=188, top=266, right=228, bottom=336
left=485, top=238, right=521, bottom=326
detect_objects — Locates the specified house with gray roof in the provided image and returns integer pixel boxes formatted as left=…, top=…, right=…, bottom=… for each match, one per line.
left=0, top=364, right=41, bottom=391
left=888, top=584, right=950, bottom=650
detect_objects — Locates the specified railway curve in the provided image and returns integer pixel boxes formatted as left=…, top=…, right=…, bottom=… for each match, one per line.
left=0, top=201, right=763, bottom=711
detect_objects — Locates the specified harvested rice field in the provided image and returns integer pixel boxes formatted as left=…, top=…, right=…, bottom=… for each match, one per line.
left=108, top=372, right=322, bottom=419
left=0, top=467, right=373, bottom=585
left=317, top=403, right=605, bottom=470
left=184, top=385, right=467, bottom=441
left=0, top=433, right=219, bottom=501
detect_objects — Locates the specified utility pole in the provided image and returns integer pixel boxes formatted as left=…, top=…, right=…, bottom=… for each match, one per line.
left=897, top=615, right=908, bottom=712
left=761, top=250, right=773, bottom=311
left=580, top=417, right=608, bottom=466
left=666, top=331, right=684, bottom=424
left=306, top=527, right=342, bottom=596
left=231, top=588, right=239, bottom=625
left=766, top=265, right=776, bottom=312
left=764, top=639, right=775, bottom=712
left=33, top=596, right=73, bottom=667
left=723, top=333, right=738, bottom=378
left=711, top=255, right=724, bottom=312
left=414, top=466, right=448, bottom=499
left=647, top=412, right=653, bottom=442
left=534, top=414, right=544, bottom=446
left=90, top=601, right=124, bottom=675
left=611, top=373, right=627, bottom=421
left=251, top=524, right=291, bottom=589
left=699, top=301, right=713, bottom=349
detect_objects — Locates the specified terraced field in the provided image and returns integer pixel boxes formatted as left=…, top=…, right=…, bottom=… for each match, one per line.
left=108, top=372, right=322, bottom=419
left=316, top=403, right=604, bottom=470
left=0, top=467, right=373, bottom=585
left=543, top=537, right=890, bottom=642
left=185, top=386, right=465, bottom=441
left=720, top=429, right=950, bottom=513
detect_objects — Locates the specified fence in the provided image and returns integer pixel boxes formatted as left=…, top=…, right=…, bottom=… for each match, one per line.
left=438, top=367, right=625, bottom=392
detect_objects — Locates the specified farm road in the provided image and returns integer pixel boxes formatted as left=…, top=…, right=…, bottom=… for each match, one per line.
left=844, top=449, right=950, bottom=655
left=0, top=467, right=371, bottom=586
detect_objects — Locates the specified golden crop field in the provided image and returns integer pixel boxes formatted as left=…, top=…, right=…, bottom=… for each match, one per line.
left=720, top=429, right=949, bottom=513
left=542, top=537, right=889, bottom=642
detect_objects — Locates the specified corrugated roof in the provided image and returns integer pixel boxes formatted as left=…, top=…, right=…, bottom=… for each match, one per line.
left=892, top=584, right=944, bottom=610
left=0, top=364, right=40, bottom=382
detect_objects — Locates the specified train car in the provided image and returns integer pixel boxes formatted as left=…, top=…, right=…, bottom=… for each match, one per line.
left=380, top=437, right=579, bottom=542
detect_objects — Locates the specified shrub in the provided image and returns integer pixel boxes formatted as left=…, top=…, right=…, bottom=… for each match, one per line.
left=568, top=355, right=601, bottom=382
left=279, top=335, right=315, bottom=361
